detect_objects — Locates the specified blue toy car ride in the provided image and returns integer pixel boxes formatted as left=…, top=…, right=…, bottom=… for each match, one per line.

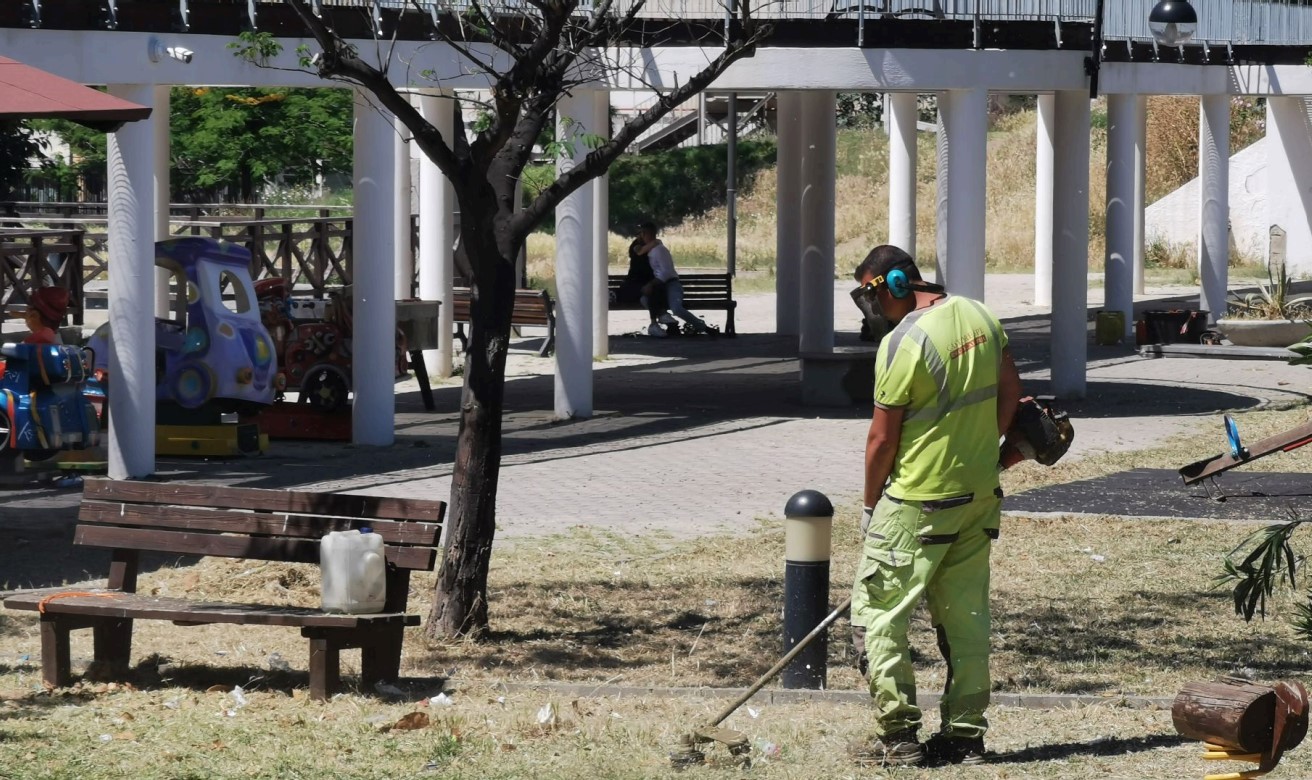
left=154, top=238, right=277, bottom=412
left=0, top=342, right=100, bottom=460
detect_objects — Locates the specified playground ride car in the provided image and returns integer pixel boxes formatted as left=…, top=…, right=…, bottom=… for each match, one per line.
left=0, top=341, right=100, bottom=464
left=88, top=237, right=278, bottom=413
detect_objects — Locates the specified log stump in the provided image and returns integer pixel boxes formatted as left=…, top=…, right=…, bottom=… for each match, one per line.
left=1173, top=679, right=1278, bottom=753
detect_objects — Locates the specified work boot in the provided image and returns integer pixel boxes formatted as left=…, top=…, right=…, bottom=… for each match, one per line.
left=849, top=730, right=924, bottom=767
left=924, top=733, right=987, bottom=766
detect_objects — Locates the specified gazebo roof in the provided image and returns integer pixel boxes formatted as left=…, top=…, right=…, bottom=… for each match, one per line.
left=0, top=56, right=150, bottom=131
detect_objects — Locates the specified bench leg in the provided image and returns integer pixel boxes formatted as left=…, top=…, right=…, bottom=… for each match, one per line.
left=92, top=618, right=134, bottom=676
left=726, top=308, right=736, bottom=337
left=308, top=637, right=341, bottom=702
left=409, top=350, right=435, bottom=411
left=40, top=616, right=72, bottom=689
left=360, top=625, right=405, bottom=687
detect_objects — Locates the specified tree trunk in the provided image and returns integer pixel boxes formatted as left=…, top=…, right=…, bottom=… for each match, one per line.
left=427, top=219, right=517, bottom=638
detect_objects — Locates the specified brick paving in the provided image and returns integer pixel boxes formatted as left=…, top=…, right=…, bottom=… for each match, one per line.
left=4, top=274, right=1311, bottom=588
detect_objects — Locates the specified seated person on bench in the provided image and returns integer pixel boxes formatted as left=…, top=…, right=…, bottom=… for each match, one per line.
left=635, top=221, right=711, bottom=337
left=614, top=233, right=675, bottom=337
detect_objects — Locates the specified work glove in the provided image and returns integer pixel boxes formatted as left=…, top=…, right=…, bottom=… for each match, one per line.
left=860, top=506, right=874, bottom=536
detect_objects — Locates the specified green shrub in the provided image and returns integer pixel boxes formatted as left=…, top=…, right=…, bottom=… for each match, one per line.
left=522, top=139, right=776, bottom=234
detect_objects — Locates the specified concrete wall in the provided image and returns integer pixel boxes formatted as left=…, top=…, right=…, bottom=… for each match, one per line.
left=1145, top=139, right=1268, bottom=263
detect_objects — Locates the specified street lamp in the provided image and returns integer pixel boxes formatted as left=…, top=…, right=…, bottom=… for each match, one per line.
left=1089, top=0, right=1199, bottom=97
left=1149, top=0, right=1198, bottom=46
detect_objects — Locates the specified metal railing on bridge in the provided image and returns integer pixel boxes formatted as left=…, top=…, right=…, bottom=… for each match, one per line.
left=21, top=0, right=1312, bottom=46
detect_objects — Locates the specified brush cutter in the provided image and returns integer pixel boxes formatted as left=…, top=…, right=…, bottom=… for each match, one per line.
left=669, top=595, right=854, bottom=767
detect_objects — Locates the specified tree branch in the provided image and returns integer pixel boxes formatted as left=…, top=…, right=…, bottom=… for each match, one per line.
left=286, top=0, right=467, bottom=181
left=514, top=19, right=768, bottom=238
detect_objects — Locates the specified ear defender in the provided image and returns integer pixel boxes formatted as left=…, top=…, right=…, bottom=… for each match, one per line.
left=886, top=268, right=911, bottom=299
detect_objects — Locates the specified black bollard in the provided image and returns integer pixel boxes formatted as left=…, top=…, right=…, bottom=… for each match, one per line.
left=782, top=489, right=834, bottom=689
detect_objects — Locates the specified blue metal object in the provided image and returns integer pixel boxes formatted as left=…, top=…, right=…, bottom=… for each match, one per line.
left=1224, top=414, right=1248, bottom=460
left=0, top=343, right=100, bottom=457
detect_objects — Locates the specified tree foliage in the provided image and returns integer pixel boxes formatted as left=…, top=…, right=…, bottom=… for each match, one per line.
left=170, top=87, right=353, bottom=200
left=523, top=138, right=777, bottom=233
left=0, top=121, right=53, bottom=200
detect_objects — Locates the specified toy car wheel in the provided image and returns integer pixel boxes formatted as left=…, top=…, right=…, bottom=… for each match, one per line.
left=299, top=365, right=350, bottom=413
left=172, top=366, right=215, bottom=410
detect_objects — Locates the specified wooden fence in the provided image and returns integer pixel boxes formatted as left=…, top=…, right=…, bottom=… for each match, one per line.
left=0, top=229, right=87, bottom=325
left=0, top=214, right=436, bottom=323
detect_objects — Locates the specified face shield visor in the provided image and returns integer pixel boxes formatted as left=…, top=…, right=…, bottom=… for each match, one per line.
left=850, top=282, right=891, bottom=342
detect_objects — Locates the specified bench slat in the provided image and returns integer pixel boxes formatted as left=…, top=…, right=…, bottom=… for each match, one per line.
left=81, top=478, right=445, bottom=525
left=78, top=502, right=442, bottom=546
left=2, top=589, right=419, bottom=628
left=74, top=526, right=438, bottom=571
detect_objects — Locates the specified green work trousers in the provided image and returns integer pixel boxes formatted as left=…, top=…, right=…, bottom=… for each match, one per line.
left=850, top=491, right=1000, bottom=739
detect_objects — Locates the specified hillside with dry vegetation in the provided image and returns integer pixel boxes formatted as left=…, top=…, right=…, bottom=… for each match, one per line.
left=525, top=97, right=1267, bottom=290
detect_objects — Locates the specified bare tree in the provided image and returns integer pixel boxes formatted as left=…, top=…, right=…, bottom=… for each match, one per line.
left=284, top=0, right=768, bottom=638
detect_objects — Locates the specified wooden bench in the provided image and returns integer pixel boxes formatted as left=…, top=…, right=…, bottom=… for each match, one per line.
left=1, top=478, right=445, bottom=701
left=451, top=287, right=556, bottom=357
left=607, top=272, right=737, bottom=336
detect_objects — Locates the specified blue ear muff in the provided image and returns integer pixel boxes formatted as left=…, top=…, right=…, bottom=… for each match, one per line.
left=886, top=268, right=911, bottom=298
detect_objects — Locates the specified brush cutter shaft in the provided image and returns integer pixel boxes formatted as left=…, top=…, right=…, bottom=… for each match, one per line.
left=707, top=595, right=853, bottom=728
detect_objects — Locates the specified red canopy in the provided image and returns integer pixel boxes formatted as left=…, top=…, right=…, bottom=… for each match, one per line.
left=0, top=56, right=151, bottom=131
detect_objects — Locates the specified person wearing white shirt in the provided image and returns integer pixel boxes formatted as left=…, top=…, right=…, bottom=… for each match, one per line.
left=636, top=222, right=710, bottom=336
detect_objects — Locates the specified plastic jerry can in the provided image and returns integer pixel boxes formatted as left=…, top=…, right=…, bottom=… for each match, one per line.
left=320, top=529, right=387, bottom=614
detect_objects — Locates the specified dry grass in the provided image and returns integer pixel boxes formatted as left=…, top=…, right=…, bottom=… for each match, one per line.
left=3, top=504, right=1312, bottom=779
left=5, top=677, right=1304, bottom=779
left=6, top=404, right=1312, bottom=776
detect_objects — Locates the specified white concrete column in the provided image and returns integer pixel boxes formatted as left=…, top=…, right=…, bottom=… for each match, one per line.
left=799, top=90, right=836, bottom=354
left=1266, top=97, right=1312, bottom=278
left=1051, top=91, right=1091, bottom=399
left=935, top=88, right=988, bottom=301
left=106, top=84, right=159, bottom=479
left=1133, top=94, right=1148, bottom=295
left=1104, top=93, right=1138, bottom=340
left=417, top=89, right=455, bottom=378
left=394, top=107, right=414, bottom=300
left=152, top=85, right=170, bottom=316
left=1198, top=94, right=1230, bottom=324
left=1033, top=93, right=1055, bottom=307
left=352, top=88, right=397, bottom=445
left=887, top=92, right=918, bottom=257
left=553, top=89, right=596, bottom=418
left=775, top=91, right=803, bottom=335
left=592, top=91, right=611, bottom=359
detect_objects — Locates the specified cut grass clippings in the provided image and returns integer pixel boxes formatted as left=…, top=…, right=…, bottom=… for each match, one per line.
left=5, top=679, right=1303, bottom=779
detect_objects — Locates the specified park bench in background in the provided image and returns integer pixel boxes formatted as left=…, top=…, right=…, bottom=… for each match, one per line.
left=451, top=286, right=556, bottom=357
left=607, top=272, right=737, bottom=336
left=1, top=478, right=445, bottom=701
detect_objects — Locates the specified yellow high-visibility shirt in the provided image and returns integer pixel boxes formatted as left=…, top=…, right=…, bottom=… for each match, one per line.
left=874, top=295, right=1008, bottom=501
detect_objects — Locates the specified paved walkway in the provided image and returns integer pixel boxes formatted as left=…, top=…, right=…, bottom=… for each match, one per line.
left=4, top=273, right=1311, bottom=587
